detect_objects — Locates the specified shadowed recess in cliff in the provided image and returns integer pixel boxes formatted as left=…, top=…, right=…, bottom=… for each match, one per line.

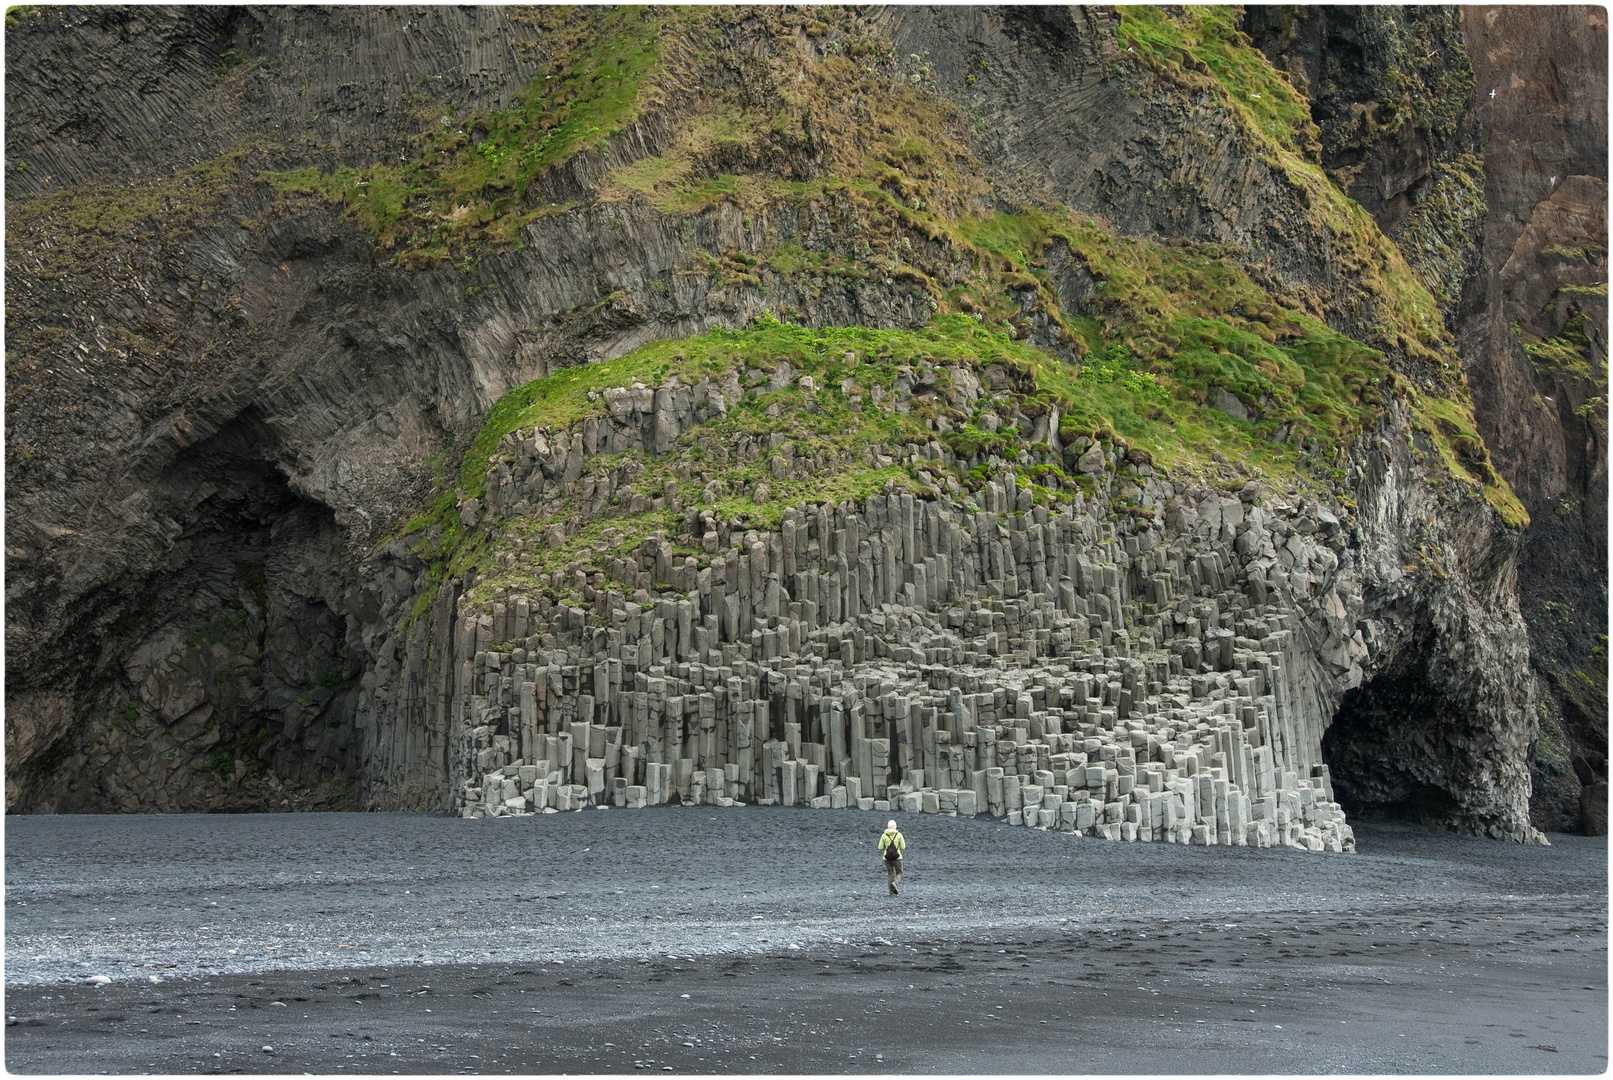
left=1322, top=662, right=1497, bottom=835
left=9, top=408, right=365, bottom=813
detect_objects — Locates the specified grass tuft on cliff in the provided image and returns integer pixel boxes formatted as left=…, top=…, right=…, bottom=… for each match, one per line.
left=1114, top=4, right=1520, bottom=525
left=1117, top=5, right=1320, bottom=159
left=267, top=6, right=671, bottom=268
left=1515, top=301, right=1608, bottom=387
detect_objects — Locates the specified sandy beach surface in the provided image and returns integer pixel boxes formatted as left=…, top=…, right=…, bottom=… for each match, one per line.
left=5, top=808, right=1605, bottom=1073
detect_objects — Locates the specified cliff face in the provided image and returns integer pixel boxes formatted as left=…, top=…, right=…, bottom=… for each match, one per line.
left=1245, top=5, right=1608, bottom=833
left=1241, top=5, right=1487, bottom=324
left=1459, top=7, right=1608, bottom=834
left=5, top=5, right=551, bottom=811
left=2, top=6, right=1581, bottom=841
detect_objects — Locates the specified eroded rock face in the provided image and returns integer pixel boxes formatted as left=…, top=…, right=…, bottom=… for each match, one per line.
left=5, top=6, right=542, bottom=200
left=0, top=7, right=1576, bottom=838
left=1458, top=7, right=1607, bottom=834
left=1248, top=5, right=1608, bottom=834
left=1243, top=5, right=1488, bottom=326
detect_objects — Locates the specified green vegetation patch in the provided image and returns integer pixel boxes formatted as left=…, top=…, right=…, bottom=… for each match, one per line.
left=1390, top=152, right=1486, bottom=309
left=403, top=293, right=1388, bottom=612
left=449, top=312, right=1053, bottom=509
left=952, top=209, right=1389, bottom=459
left=1516, top=302, right=1608, bottom=387
left=205, top=749, right=237, bottom=781
left=592, top=7, right=988, bottom=267
left=597, top=105, right=833, bottom=216
left=401, top=313, right=1075, bottom=603
left=1117, top=5, right=1319, bottom=159
left=1117, top=6, right=1450, bottom=366
left=267, top=6, right=670, bottom=267
left=1403, top=387, right=1528, bottom=527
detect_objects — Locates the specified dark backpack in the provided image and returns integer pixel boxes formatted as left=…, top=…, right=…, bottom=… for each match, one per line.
left=884, top=832, right=901, bottom=862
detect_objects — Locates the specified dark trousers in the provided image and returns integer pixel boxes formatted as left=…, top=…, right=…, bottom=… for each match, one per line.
left=885, top=858, right=902, bottom=892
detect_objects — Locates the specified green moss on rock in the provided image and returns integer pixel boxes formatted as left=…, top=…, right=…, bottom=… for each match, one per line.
left=267, top=6, right=671, bottom=267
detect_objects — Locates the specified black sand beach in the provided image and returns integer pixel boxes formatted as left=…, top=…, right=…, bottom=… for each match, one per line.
left=5, top=809, right=1605, bottom=1073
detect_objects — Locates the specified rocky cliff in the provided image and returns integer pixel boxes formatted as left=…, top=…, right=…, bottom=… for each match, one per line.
left=1244, top=5, right=1609, bottom=833
left=1459, top=6, right=1608, bottom=834
left=5, top=6, right=1597, bottom=840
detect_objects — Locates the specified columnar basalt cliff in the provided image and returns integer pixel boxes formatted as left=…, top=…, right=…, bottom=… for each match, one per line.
left=381, top=361, right=1534, bottom=845
left=5, top=6, right=1596, bottom=841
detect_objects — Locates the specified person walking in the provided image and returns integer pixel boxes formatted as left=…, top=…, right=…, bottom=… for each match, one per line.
left=879, top=819, right=906, bottom=895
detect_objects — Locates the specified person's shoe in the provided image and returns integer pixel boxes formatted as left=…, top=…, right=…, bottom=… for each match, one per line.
left=892, top=885, right=899, bottom=895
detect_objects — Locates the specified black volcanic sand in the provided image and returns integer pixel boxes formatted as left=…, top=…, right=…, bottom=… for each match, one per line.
left=5, top=810, right=1606, bottom=1074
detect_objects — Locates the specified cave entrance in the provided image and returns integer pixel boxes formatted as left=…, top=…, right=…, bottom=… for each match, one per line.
left=66, top=406, right=363, bottom=811
left=1321, top=666, right=1464, bottom=825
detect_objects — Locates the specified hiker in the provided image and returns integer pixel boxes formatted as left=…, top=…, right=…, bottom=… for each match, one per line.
left=879, top=819, right=906, bottom=895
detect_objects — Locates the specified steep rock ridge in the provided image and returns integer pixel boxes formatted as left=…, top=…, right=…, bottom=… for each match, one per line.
left=1457, top=7, right=1608, bottom=834
left=1240, top=5, right=1486, bottom=324
left=1245, top=5, right=1608, bottom=833
left=4, top=6, right=1545, bottom=840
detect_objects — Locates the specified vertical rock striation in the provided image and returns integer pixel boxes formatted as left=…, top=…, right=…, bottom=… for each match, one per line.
left=349, top=367, right=1539, bottom=842
left=1458, top=6, right=1608, bottom=834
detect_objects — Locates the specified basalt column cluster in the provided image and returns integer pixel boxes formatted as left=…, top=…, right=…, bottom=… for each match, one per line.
left=449, top=464, right=1356, bottom=853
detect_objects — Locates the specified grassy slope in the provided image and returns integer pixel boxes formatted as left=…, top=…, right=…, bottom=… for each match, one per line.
left=1115, top=5, right=1524, bottom=525
left=413, top=289, right=1371, bottom=613
left=268, top=7, right=671, bottom=269
left=383, top=5, right=1533, bottom=610
left=1116, top=6, right=1447, bottom=360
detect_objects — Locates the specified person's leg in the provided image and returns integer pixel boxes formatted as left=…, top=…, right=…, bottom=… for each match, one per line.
left=886, top=861, right=898, bottom=894
left=893, top=860, right=902, bottom=889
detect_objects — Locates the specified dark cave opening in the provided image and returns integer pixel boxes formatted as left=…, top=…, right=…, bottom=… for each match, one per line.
left=165, top=413, right=363, bottom=791
left=32, top=407, right=366, bottom=812
left=1321, top=668, right=1464, bottom=825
